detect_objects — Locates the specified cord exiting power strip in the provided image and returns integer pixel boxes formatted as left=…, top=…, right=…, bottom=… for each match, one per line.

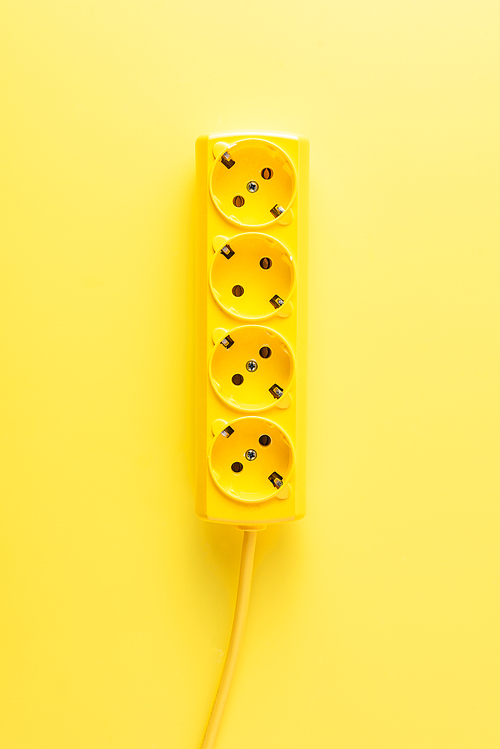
left=200, top=530, right=258, bottom=749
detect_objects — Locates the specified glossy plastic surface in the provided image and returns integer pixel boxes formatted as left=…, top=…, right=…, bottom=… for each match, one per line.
left=210, top=233, right=295, bottom=320
left=196, top=132, right=309, bottom=525
left=208, top=417, right=294, bottom=502
left=210, top=325, right=295, bottom=412
left=210, top=139, right=296, bottom=227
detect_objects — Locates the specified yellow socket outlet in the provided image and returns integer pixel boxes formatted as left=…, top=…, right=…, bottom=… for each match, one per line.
left=210, top=138, right=297, bottom=228
left=210, top=325, right=295, bottom=412
left=196, top=132, right=309, bottom=526
left=210, top=233, right=295, bottom=320
left=209, top=417, right=295, bottom=503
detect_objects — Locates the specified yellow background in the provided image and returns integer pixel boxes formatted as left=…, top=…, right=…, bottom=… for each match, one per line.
left=1, top=1, right=498, bottom=747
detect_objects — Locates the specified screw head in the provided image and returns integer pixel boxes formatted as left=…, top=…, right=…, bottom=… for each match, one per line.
left=245, top=449, right=257, bottom=461
left=246, top=359, right=258, bottom=372
left=246, top=181, right=259, bottom=193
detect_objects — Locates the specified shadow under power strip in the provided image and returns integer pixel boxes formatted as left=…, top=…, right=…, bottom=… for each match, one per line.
left=195, top=132, right=309, bottom=527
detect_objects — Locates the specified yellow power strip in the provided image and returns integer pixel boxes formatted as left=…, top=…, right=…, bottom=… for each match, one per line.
left=195, top=132, right=309, bottom=526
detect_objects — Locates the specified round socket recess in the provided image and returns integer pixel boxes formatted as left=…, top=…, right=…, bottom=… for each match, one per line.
left=210, top=326, right=294, bottom=411
left=209, top=417, right=294, bottom=502
left=210, top=139, right=297, bottom=227
left=210, top=233, right=295, bottom=320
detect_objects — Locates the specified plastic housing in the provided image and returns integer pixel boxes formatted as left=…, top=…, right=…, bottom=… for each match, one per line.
left=195, top=132, right=309, bottom=525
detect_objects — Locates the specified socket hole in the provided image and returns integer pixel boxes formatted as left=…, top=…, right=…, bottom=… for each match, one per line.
left=231, top=462, right=243, bottom=473
left=233, top=195, right=245, bottom=207
left=232, top=373, right=244, bottom=386
left=259, top=434, right=272, bottom=447
left=232, top=285, right=244, bottom=297
left=260, top=257, right=272, bottom=270
left=259, top=346, right=272, bottom=359
left=261, top=167, right=273, bottom=180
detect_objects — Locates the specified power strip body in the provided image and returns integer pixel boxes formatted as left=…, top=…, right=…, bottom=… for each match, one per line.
left=195, top=132, right=309, bottom=526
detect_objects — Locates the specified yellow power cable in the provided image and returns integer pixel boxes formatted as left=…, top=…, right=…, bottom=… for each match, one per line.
left=200, top=529, right=258, bottom=749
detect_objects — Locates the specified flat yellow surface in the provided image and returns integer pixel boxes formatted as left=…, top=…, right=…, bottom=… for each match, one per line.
left=0, top=2, right=498, bottom=747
